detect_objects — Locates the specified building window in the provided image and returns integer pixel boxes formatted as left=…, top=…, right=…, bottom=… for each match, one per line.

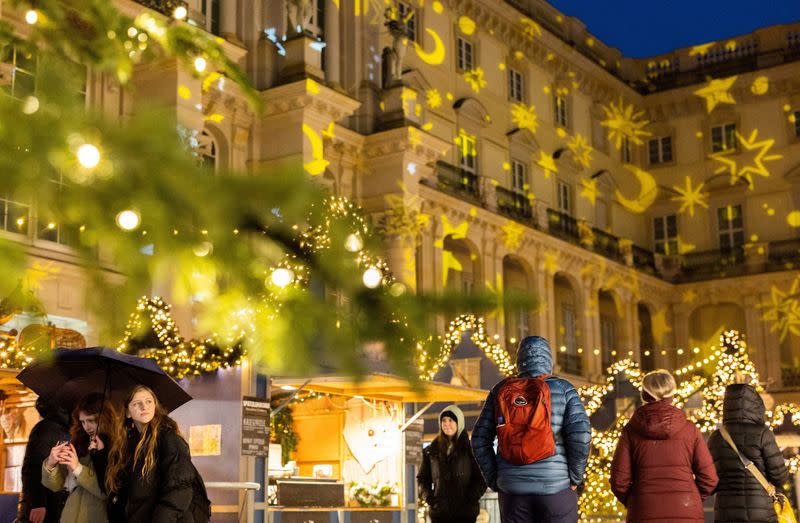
left=557, top=181, right=572, bottom=215
left=396, top=1, right=417, bottom=41
left=653, top=215, right=677, bottom=255
left=600, top=315, right=615, bottom=368
left=621, top=137, right=632, bottom=164
left=508, top=68, right=524, bottom=102
left=717, top=204, right=744, bottom=251
left=561, top=305, right=576, bottom=354
left=711, top=123, right=737, bottom=152
left=554, top=95, right=568, bottom=127
left=1, top=46, right=36, bottom=99
left=794, top=111, right=800, bottom=138
left=457, top=131, right=477, bottom=174
left=37, top=175, right=80, bottom=247
left=450, top=357, right=481, bottom=388
left=456, top=38, right=474, bottom=71
left=515, top=308, right=529, bottom=344
left=511, top=160, right=527, bottom=194
left=200, top=0, right=221, bottom=35
left=648, top=136, right=673, bottom=164
left=0, top=196, right=29, bottom=235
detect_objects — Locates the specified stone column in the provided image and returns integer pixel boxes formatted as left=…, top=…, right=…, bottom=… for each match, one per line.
left=324, top=0, right=341, bottom=85
left=581, top=278, right=601, bottom=379
left=671, top=303, right=692, bottom=368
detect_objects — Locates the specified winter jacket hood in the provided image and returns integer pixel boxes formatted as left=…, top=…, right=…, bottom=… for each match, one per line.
left=628, top=398, right=687, bottom=440
left=439, top=405, right=465, bottom=440
left=722, top=383, right=765, bottom=425
left=517, top=336, right=552, bottom=377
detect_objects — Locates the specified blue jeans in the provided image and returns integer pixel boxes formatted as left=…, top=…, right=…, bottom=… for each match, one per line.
left=498, top=488, right=579, bottom=523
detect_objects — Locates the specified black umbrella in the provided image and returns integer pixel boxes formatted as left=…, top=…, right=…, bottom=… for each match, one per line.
left=16, top=347, right=192, bottom=413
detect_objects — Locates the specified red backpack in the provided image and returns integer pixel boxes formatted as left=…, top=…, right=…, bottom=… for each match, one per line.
left=495, top=376, right=555, bottom=465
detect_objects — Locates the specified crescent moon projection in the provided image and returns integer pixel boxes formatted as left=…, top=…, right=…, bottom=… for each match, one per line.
left=615, top=164, right=658, bottom=213
left=302, top=123, right=329, bottom=176
left=414, top=28, right=445, bottom=65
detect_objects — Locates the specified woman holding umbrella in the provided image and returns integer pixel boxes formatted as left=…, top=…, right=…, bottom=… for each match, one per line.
left=105, top=385, right=210, bottom=522
left=41, top=393, right=118, bottom=522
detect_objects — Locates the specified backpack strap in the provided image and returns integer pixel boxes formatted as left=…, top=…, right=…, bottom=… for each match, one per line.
left=719, top=425, right=775, bottom=496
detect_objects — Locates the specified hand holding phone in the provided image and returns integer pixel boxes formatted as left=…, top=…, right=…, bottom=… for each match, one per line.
left=46, top=441, right=68, bottom=469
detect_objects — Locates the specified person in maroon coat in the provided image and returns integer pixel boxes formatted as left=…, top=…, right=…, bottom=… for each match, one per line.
left=610, top=369, right=718, bottom=522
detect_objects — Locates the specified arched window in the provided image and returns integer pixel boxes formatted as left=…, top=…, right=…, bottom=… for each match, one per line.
left=197, top=130, right=217, bottom=171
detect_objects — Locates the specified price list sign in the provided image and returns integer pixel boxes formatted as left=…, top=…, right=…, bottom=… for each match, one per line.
left=241, top=396, right=270, bottom=457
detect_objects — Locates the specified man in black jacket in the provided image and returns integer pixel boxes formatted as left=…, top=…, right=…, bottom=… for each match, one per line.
left=18, top=396, right=70, bottom=523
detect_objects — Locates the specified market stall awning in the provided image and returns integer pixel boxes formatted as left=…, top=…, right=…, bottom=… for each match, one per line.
left=271, top=373, right=488, bottom=403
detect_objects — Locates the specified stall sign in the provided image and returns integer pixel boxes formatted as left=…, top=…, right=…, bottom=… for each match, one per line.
left=241, top=396, right=270, bottom=457
left=405, top=417, right=424, bottom=467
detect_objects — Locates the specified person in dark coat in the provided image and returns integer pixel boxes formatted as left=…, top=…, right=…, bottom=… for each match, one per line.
left=18, top=396, right=70, bottom=523
left=708, top=383, right=789, bottom=523
left=471, top=336, right=591, bottom=523
left=104, top=385, right=211, bottom=522
left=610, top=369, right=718, bottom=522
left=417, top=405, right=486, bottom=523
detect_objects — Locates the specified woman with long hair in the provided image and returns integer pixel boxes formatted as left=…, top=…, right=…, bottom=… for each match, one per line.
left=41, top=393, right=118, bottom=522
left=417, top=405, right=486, bottom=523
left=105, top=385, right=210, bottom=522
left=610, top=369, right=718, bottom=522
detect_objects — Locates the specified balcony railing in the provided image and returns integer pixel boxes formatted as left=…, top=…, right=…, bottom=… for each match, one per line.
left=592, top=227, right=621, bottom=262
left=135, top=0, right=179, bottom=16
left=633, top=245, right=657, bottom=273
left=768, top=238, right=800, bottom=269
left=678, top=246, right=746, bottom=280
left=557, top=352, right=582, bottom=376
left=547, top=209, right=579, bottom=244
left=496, top=187, right=534, bottom=224
left=431, top=161, right=481, bottom=203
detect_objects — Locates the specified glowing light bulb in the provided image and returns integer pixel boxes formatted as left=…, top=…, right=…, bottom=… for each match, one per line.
left=25, top=10, right=38, bottom=24
left=77, top=144, right=100, bottom=168
left=194, top=57, right=207, bottom=73
left=344, top=233, right=363, bottom=252
left=173, top=5, right=188, bottom=20
left=270, top=268, right=294, bottom=288
left=116, top=210, right=140, bottom=231
left=362, top=267, right=382, bottom=288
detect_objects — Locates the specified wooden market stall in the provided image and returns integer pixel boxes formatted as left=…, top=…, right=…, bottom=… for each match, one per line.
left=268, top=373, right=487, bottom=523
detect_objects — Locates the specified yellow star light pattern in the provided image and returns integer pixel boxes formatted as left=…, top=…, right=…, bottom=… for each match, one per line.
left=579, top=178, right=599, bottom=206
left=510, top=103, right=539, bottom=134
left=710, top=129, right=782, bottom=189
left=414, top=28, right=446, bottom=65
left=536, top=150, right=558, bottom=179
left=689, top=42, right=716, bottom=56
left=500, top=220, right=526, bottom=252
left=567, top=133, right=593, bottom=168
left=600, top=99, right=652, bottom=150
left=671, top=176, right=709, bottom=217
left=520, top=17, right=542, bottom=39
left=302, top=123, right=329, bottom=175
left=615, top=165, right=658, bottom=214
left=426, top=88, right=442, bottom=109
left=759, top=275, right=800, bottom=342
left=463, top=67, right=487, bottom=93
left=650, top=309, right=672, bottom=345
left=682, top=289, right=698, bottom=304
left=542, top=250, right=559, bottom=275
left=383, top=189, right=430, bottom=243
left=693, top=75, right=737, bottom=113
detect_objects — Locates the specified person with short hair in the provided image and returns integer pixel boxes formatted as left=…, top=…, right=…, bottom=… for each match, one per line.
left=610, top=369, right=718, bottom=522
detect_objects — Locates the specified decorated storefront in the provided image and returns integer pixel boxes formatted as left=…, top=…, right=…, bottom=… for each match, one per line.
left=266, top=373, right=487, bottom=522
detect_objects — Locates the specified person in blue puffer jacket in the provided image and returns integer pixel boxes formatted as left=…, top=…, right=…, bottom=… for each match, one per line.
left=471, top=336, right=591, bottom=523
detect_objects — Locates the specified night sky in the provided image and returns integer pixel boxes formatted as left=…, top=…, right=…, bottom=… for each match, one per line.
left=546, top=0, right=800, bottom=58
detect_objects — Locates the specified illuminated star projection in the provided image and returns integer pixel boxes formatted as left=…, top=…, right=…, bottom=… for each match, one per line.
left=302, top=123, right=329, bottom=175
left=536, top=151, right=558, bottom=179
left=520, top=17, right=542, bottom=39
left=710, top=129, right=782, bottom=189
left=426, top=88, right=442, bottom=109
left=671, top=176, right=709, bottom=217
left=579, top=178, right=599, bottom=206
left=435, top=215, right=470, bottom=286
left=414, top=28, right=446, bottom=65
left=760, top=275, right=800, bottom=342
left=463, top=67, right=487, bottom=93
left=567, top=133, right=593, bottom=168
left=693, top=76, right=737, bottom=113
left=601, top=99, right=652, bottom=150
left=500, top=221, right=526, bottom=252
left=511, top=103, right=539, bottom=134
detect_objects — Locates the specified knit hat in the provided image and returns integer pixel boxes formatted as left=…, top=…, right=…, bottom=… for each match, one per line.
left=439, top=405, right=465, bottom=439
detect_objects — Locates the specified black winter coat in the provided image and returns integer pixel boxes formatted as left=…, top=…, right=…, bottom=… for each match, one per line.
left=18, top=409, right=70, bottom=522
left=708, top=384, right=789, bottom=523
left=417, top=431, right=487, bottom=522
left=111, top=425, right=211, bottom=523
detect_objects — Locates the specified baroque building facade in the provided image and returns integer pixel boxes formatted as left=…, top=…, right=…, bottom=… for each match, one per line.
left=3, top=0, right=800, bottom=399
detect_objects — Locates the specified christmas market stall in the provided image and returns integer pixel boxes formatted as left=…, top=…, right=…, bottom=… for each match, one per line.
left=267, top=373, right=487, bottom=523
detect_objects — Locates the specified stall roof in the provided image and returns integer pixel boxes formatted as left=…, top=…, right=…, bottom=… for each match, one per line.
left=271, top=373, right=488, bottom=403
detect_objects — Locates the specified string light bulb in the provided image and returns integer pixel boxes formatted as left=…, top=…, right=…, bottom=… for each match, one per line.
left=362, top=267, right=382, bottom=288
left=270, top=268, right=294, bottom=288
left=193, top=56, right=207, bottom=73
left=345, top=233, right=363, bottom=252
left=24, top=9, right=38, bottom=24
left=173, top=5, right=188, bottom=20
left=77, top=143, right=101, bottom=168
left=115, top=210, right=140, bottom=231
